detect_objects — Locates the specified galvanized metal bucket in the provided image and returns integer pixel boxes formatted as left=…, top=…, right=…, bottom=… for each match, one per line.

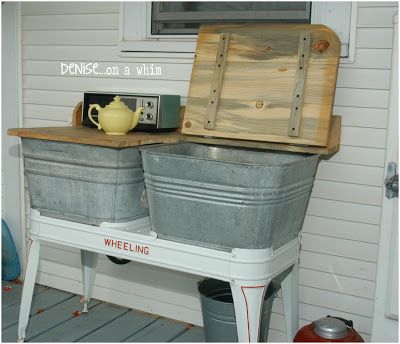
left=22, top=138, right=149, bottom=225
left=198, top=278, right=275, bottom=342
left=140, top=142, right=319, bottom=250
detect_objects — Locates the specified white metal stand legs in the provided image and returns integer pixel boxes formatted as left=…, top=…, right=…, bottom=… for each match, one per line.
left=18, top=237, right=40, bottom=342
left=230, top=265, right=299, bottom=342
left=282, top=263, right=299, bottom=341
left=18, top=210, right=300, bottom=342
left=230, top=279, right=270, bottom=342
left=281, top=263, right=299, bottom=342
left=80, top=250, right=98, bottom=313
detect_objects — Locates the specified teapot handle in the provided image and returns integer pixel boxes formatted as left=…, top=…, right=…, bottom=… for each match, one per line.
left=130, top=107, right=144, bottom=130
left=88, top=104, right=102, bottom=130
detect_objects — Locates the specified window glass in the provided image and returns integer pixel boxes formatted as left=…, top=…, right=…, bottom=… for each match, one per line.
left=151, top=1, right=311, bottom=35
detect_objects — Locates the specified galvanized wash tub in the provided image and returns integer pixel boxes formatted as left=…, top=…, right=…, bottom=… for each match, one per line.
left=140, top=142, right=319, bottom=250
left=22, top=138, right=148, bottom=225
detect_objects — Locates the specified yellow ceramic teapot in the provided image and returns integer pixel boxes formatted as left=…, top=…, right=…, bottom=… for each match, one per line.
left=88, top=96, right=144, bottom=135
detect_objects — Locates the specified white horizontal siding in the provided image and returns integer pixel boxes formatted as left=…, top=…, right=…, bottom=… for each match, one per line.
left=316, top=162, right=384, bottom=186
left=21, top=2, right=120, bottom=15
left=357, top=2, right=397, bottom=8
left=333, top=106, right=388, bottom=128
left=298, top=268, right=376, bottom=299
left=299, top=250, right=377, bottom=281
left=356, top=28, right=393, bottom=48
left=302, top=216, right=380, bottom=244
left=22, top=13, right=119, bottom=30
left=22, top=30, right=119, bottom=46
left=22, top=76, right=190, bottom=93
left=20, top=2, right=398, bottom=342
left=334, top=88, right=389, bottom=108
left=357, top=6, right=397, bottom=27
left=328, top=146, right=385, bottom=167
left=307, top=198, right=381, bottom=225
left=339, top=48, right=392, bottom=69
left=23, top=118, right=68, bottom=127
left=337, top=68, right=391, bottom=89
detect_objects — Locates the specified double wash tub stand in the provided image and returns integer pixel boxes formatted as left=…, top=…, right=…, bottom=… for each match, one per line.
left=18, top=209, right=300, bottom=343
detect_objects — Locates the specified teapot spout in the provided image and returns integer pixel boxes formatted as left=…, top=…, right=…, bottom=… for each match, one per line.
left=130, top=107, right=144, bottom=130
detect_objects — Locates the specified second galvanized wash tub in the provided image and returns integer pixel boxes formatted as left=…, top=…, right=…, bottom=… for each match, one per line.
left=140, top=142, right=319, bottom=250
left=22, top=138, right=148, bottom=225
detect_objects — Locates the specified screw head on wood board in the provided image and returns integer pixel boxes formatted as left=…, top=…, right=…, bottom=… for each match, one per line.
left=185, top=121, right=192, bottom=128
left=256, top=101, right=264, bottom=109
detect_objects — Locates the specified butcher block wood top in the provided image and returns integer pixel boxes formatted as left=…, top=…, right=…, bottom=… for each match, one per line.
left=7, top=127, right=182, bottom=148
left=182, top=23, right=341, bottom=147
left=7, top=118, right=340, bottom=155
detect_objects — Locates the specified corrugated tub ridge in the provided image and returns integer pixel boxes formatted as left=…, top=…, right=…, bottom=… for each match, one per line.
left=144, top=173, right=315, bottom=206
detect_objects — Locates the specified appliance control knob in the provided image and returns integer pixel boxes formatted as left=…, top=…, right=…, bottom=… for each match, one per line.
left=145, top=101, right=154, bottom=108
left=146, top=113, right=153, bottom=120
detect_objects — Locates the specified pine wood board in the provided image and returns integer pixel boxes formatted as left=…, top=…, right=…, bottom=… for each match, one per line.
left=182, top=23, right=340, bottom=147
left=8, top=102, right=339, bottom=154
left=7, top=114, right=340, bottom=154
left=183, top=115, right=341, bottom=155
left=72, top=101, right=83, bottom=127
left=7, top=127, right=182, bottom=148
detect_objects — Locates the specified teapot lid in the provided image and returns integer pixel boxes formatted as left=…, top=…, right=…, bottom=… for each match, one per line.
left=107, top=96, right=129, bottom=108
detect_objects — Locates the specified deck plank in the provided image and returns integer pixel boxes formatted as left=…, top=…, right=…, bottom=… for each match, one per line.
left=78, top=310, right=159, bottom=342
left=2, top=296, right=100, bottom=342
left=31, top=302, right=128, bottom=342
left=2, top=282, right=48, bottom=309
left=173, top=326, right=206, bottom=342
left=2, top=288, right=74, bottom=330
left=124, top=318, right=188, bottom=342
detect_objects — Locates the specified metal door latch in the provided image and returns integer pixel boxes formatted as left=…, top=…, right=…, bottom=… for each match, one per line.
left=385, top=161, right=398, bottom=199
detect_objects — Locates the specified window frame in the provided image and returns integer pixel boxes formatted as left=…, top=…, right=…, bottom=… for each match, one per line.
left=118, top=1, right=357, bottom=63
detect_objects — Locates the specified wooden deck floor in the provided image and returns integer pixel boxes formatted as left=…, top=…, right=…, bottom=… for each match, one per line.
left=2, top=280, right=205, bottom=342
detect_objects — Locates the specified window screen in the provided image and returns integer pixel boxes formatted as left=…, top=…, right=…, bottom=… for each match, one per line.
left=151, top=2, right=311, bottom=35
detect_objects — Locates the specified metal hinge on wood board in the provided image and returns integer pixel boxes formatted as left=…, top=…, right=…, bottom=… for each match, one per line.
left=204, top=32, right=230, bottom=130
left=288, top=31, right=311, bottom=137
left=385, top=161, right=398, bottom=199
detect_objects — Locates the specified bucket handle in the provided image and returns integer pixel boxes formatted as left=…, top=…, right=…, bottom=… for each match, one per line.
left=197, top=277, right=210, bottom=287
left=327, top=315, right=354, bottom=328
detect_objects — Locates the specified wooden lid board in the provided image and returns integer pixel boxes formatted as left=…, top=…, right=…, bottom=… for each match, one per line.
left=182, top=24, right=340, bottom=148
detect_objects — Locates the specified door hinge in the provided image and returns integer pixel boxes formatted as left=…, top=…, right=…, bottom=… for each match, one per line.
left=385, top=161, right=398, bottom=199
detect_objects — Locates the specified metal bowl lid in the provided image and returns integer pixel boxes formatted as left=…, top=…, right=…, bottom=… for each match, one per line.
left=313, top=317, right=348, bottom=340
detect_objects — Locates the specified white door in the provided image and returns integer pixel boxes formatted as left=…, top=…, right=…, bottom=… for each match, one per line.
left=371, top=13, right=399, bottom=343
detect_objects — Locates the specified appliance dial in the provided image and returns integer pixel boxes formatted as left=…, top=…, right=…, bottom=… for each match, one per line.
left=145, top=101, right=154, bottom=108
left=146, top=113, right=153, bottom=120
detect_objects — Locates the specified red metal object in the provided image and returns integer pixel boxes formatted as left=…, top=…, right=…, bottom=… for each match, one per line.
left=294, top=321, right=364, bottom=342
